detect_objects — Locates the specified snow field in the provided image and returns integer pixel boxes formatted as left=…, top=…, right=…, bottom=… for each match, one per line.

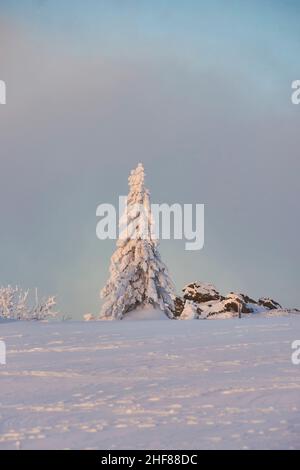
left=0, top=317, right=299, bottom=449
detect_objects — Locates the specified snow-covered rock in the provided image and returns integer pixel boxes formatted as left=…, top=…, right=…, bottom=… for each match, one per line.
left=258, top=297, right=282, bottom=310
left=173, top=296, right=185, bottom=318
left=222, top=292, right=262, bottom=314
left=178, top=281, right=296, bottom=320
left=222, top=292, right=244, bottom=313
left=197, top=293, right=257, bottom=319
left=179, top=301, right=199, bottom=320
left=183, top=282, right=222, bottom=303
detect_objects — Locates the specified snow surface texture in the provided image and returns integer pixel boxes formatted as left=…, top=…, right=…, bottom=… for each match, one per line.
left=0, top=317, right=300, bottom=449
left=123, top=306, right=169, bottom=321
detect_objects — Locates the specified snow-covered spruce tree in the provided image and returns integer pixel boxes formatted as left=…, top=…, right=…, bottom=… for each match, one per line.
left=100, top=163, right=175, bottom=320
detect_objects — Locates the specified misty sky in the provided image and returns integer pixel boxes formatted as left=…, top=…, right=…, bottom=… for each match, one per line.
left=0, top=1, right=299, bottom=318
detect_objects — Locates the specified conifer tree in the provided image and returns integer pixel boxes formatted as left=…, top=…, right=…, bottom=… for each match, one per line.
left=100, top=163, right=175, bottom=319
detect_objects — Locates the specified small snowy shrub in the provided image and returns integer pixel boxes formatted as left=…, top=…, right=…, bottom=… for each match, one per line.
left=0, top=286, right=58, bottom=321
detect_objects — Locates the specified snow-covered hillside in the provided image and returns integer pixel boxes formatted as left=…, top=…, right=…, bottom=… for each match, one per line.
left=0, top=318, right=300, bottom=449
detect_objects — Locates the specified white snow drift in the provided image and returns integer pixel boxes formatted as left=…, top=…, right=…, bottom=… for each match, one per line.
left=0, top=317, right=299, bottom=449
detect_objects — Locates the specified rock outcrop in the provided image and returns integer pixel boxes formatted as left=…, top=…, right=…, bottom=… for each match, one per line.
left=180, top=301, right=199, bottom=320
left=173, top=296, right=185, bottom=318
left=175, top=281, right=285, bottom=319
left=258, top=297, right=282, bottom=310
left=182, top=282, right=223, bottom=303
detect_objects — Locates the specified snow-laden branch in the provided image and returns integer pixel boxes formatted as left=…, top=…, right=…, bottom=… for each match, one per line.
left=0, top=285, right=58, bottom=321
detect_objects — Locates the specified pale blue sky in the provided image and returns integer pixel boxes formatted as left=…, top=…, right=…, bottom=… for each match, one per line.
left=0, top=1, right=299, bottom=317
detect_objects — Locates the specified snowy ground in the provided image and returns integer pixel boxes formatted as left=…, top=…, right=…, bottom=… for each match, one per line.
left=0, top=317, right=300, bottom=449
